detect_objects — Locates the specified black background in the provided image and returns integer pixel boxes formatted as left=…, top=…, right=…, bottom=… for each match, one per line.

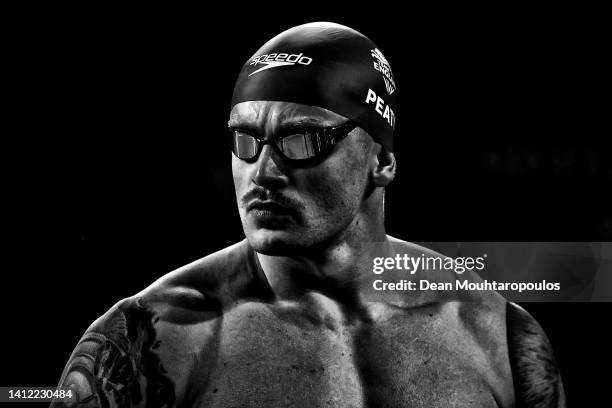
left=2, top=4, right=610, bottom=406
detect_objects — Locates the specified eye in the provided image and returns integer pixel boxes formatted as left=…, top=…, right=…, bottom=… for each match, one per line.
left=280, top=130, right=324, bottom=160
left=231, top=130, right=258, bottom=159
left=278, top=133, right=310, bottom=159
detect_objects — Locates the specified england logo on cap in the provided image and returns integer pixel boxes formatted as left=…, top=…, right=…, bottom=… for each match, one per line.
left=371, top=48, right=396, bottom=95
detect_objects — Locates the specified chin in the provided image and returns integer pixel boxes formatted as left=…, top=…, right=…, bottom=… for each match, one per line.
left=245, top=228, right=308, bottom=256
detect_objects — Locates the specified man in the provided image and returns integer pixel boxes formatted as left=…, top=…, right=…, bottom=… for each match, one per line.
left=53, top=22, right=565, bottom=407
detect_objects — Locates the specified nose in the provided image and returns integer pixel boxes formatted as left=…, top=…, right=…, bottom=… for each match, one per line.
left=251, top=144, right=290, bottom=190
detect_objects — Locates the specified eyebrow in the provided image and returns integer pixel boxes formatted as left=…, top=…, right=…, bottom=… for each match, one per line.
left=281, top=117, right=328, bottom=127
left=227, top=117, right=337, bottom=130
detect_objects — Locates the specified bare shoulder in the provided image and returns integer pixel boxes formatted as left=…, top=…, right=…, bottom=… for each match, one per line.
left=51, top=296, right=176, bottom=407
left=52, top=240, right=263, bottom=407
left=388, top=238, right=565, bottom=406
left=136, top=239, right=262, bottom=320
left=506, top=302, right=566, bottom=407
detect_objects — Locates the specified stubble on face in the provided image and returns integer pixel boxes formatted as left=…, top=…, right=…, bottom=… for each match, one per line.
left=231, top=101, right=375, bottom=256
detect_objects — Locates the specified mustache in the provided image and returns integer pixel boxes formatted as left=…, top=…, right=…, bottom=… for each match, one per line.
left=242, top=187, right=305, bottom=212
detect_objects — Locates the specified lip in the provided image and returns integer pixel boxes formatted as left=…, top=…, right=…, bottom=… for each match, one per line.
left=247, top=200, right=294, bottom=216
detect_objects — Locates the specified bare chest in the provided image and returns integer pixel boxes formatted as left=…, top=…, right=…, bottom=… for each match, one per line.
left=187, top=302, right=506, bottom=408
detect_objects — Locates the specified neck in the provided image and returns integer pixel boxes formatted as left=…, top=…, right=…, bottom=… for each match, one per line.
left=256, top=204, right=390, bottom=303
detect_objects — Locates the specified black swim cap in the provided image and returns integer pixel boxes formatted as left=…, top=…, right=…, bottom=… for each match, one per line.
left=231, top=22, right=397, bottom=152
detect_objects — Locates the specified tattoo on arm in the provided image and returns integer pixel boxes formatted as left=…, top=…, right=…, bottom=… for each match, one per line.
left=51, top=298, right=175, bottom=407
left=506, top=302, right=566, bottom=408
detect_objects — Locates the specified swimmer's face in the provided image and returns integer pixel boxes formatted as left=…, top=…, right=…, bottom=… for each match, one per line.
left=230, top=101, right=376, bottom=255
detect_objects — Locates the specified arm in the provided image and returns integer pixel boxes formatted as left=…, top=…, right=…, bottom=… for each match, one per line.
left=50, top=297, right=176, bottom=408
left=506, top=302, right=566, bottom=408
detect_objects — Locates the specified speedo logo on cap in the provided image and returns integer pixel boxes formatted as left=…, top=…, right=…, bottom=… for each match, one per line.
left=248, top=52, right=312, bottom=77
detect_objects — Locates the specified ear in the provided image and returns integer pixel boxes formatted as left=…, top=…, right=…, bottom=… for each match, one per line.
left=371, top=146, right=396, bottom=187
